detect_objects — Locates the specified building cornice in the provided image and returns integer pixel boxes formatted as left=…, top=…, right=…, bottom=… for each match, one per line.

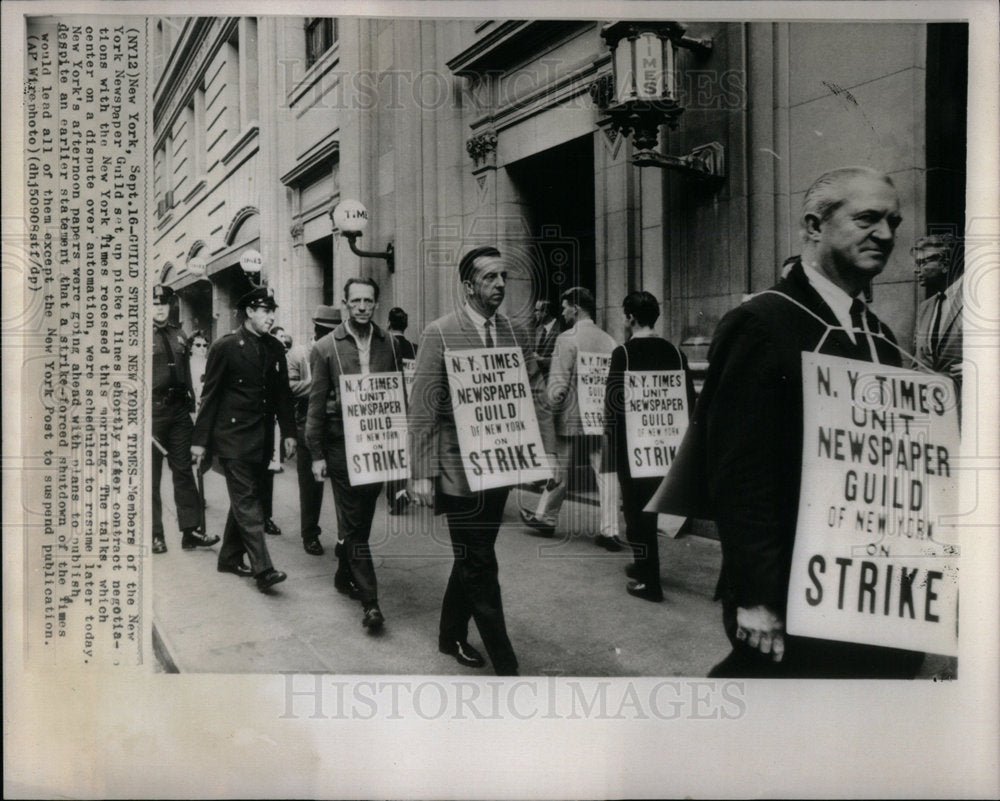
left=279, top=132, right=340, bottom=187
left=153, top=17, right=237, bottom=144
left=446, top=20, right=592, bottom=78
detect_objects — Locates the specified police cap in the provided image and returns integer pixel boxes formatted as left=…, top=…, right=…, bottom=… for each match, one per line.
left=152, top=284, right=175, bottom=304
left=236, top=286, right=278, bottom=311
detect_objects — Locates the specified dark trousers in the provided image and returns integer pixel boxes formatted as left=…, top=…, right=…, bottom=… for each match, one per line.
left=325, top=435, right=382, bottom=605
left=708, top=602, right=925, bottom=679
left=619, top=473, right=662, bottom=591
left=218, top=457, right=275, bottom=576
left=296, top=412, right=324, bottom=541
left=439, top=489, right=517, bottom=675
left=151, top=400, right=201, bottom=539
left=385, top=478, right=408, bottom=512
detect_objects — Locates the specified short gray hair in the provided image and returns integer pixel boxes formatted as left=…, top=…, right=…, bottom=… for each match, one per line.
left=800, top=167, right=895, bottom=242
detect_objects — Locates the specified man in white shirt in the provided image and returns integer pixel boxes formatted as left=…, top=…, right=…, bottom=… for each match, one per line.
left=912, top=233, right=963, bottom=403
left=520, top=287, right=622, bottom=550
left=654, top=166, right=925, bottom=678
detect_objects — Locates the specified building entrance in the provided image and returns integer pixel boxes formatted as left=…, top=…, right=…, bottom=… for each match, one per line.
left=507, top=135, right=596, bottom=309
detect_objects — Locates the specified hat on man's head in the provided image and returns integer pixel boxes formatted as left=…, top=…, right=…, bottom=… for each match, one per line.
left=312, top=304, right=342, bottom=327
left=152, top=284, right=174, bottom=304
left=236, top=286, right=278, bottom=311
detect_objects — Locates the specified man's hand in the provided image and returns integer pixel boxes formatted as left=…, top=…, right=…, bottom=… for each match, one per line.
left=191, top=445, right=205, bottom=467
left=311, top=459, right=326, bottom=483
left=408, top=478, right=433, bottom=508
left=284, top=437, right=297, bottom=460
left=735, top=604, right=785, bottom=662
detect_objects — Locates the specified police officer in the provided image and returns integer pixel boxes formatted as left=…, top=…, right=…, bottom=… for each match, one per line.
left=191, top=286, right=297, bottom=591
left=151, top=284, right=219, bottom=554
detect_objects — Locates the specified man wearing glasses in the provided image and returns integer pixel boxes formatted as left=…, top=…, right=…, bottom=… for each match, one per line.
left=306, top=277, right=402, bottom=631
left=912, top=234, right=964, bottom=405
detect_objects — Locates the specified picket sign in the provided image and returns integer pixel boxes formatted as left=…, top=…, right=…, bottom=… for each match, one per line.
left=786, top=352, right=960, bottom=656
left=624, top=369, right=689, bottom=479
left=577, top=351, right=612, bottom=435
left=339, top=372, right=410, bottom=486
left=444, top=346, right=552, bottom=492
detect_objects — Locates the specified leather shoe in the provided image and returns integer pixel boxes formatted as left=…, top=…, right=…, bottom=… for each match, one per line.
left=439, top=639, right=486, bottom=668
left=303, top=538, right=324, bottom=556
left=217, top=562, right=253, bottom=578
left=255, top=568, right=287, bottom=591
left=596, top=534, right=625, bottom=552
left=362, top=604, right=385, bottom=631
left=152, top=536, right=167, bottom=554
left=264, top=518, right=282, bottom=536
left=182, top=529, right=220, bottom=550
left=626, top=580, right=663, bottom=602
left=334, top=573, right=362, bottom=600
left=519, top=507, right=555, bottom=538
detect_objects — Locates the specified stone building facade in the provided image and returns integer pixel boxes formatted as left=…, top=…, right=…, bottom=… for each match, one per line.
left=151, top=16, right=966, bottom=352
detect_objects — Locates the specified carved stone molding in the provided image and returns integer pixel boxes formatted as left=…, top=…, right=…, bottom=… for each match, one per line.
left=289, top=223, right=304, bottom=246
left=466, top=130, right=498, bottom=173
left=588, top=72, right=614, bottom=111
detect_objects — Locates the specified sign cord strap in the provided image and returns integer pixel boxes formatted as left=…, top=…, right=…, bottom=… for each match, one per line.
left=754, top=290, right=937, bottom=374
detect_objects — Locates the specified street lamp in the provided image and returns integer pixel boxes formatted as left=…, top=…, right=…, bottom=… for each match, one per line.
left=600, top=21, right=725, bottom=185
left=239, top=248, right=264, bottom=287
left=330, top=199, right=395, bottom=273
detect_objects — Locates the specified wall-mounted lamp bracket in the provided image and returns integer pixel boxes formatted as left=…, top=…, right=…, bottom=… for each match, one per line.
left=342, top=231, right=395, bottom=273
left=632, top=141, right=725, bottom=186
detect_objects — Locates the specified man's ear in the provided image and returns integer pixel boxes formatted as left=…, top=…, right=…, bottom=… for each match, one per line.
left=803, top=213, right=823, bottom=242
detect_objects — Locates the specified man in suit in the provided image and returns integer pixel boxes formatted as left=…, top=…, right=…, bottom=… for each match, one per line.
left=385, top=306, right=417, bottom=514
left=520, top=287, right=622, bottom=550
left=657, top=167, right=924, bottom=678
left=151, top=284, right=219, bottom=554
left=531, top=299, right=560, bottom=377
left=912, top=233, right=963, bottom=406
left=407, top=246, right=559, bottom=675
left=307, top=278, right=401, bottom=631
left=191, top=286, right=297, bottom=592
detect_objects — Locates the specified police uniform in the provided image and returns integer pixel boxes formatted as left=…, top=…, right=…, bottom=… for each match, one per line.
left=192, top=287, right=296, bottom=588
left=151, top=285, right=218, bottom=553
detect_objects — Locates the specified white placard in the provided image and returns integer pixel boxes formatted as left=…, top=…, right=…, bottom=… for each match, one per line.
left=786, top=353, right=960, bottom=656
left=402, top=357, right=416, bottom=399
left=445, top=347, right=552, bottom=491
left=339, top=372, right=409, bottom=486
left=577, top=351, right=611, bottom=435
left=624, top=370, right=689, bottom=478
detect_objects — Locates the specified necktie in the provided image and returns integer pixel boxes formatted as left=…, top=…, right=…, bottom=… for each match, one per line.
left=484, top=319, right=494, bottom=348
left=849, top=298, right=866, bottom=339
left=930, top=292, right=946, bottom=355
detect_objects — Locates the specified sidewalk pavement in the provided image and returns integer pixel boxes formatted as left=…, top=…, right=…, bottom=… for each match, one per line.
left=153, top=464, right=954, bottom=678
left=153, top=463, right=730, bottom=675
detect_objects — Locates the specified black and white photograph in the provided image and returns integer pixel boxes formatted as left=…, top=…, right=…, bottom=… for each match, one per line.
left=4, top=1, right=999, bottom=798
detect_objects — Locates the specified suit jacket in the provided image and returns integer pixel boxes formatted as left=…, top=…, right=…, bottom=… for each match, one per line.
left=192, top=326, right=296, bottom=461
left=305, top=322, right=402, bottom=457
left=653, top=259, right=903, bottom=613
left=913, top=276, right=962, bottom=385
left=408, top=306, right=556, bottom=499
left=390, top=333, right=417, bottom=361
left=546, top=318, right=617, bottom=437
left=533, top=320, right=560, bottom=376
